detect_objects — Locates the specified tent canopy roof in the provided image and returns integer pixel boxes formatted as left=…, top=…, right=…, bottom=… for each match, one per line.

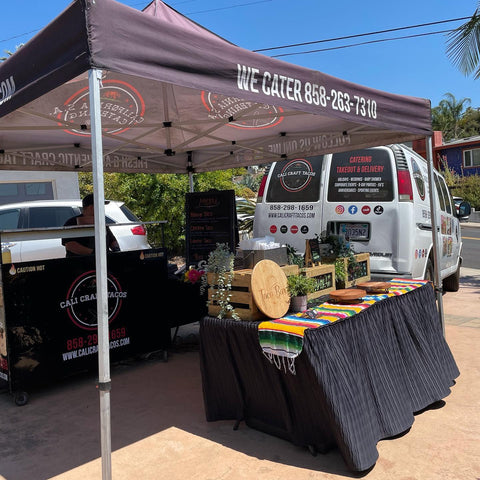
left=0, top=0, right=432, bottom=174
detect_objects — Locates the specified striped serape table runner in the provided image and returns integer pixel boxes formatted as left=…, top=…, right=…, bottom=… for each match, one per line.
left=258, top=278, right=430, bottom=373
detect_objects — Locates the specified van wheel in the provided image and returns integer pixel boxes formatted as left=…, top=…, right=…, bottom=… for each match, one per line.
left=443, top=266, right=460, bottom=292
left=424, top=259, right=434, bottom=282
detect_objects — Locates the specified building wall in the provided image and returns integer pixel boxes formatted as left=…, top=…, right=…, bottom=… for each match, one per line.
left=437, top=142, right=480, bottom=177
left=412, top=132, right=480, bottom=176
left=0, top=171, right=80, bottom=205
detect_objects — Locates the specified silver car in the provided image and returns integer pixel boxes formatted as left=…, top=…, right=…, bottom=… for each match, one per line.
left=453, top=196, right=470, bottom=221
left=0, top=199, right=150, bottom=263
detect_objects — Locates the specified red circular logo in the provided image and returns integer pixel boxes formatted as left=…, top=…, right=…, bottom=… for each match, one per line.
left=335, top=205, right=345, bottom=214
left=290, top=225, right=298, bottom=234
left=361, top=206, right=371, bottom=214
left=278, top=159, right=316, bottom=193
left=201, top=91, right=284, bottom=130
left=270, top=225, right=277, bottom=234
left=63, top=270, right=125, bottom=330
left=55, top=79, right=145, bottom=137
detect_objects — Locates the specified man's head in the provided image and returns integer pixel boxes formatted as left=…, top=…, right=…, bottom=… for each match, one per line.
left=82, top=194, right=94, bottom=215
left=82, top=193, right=94, bottom=208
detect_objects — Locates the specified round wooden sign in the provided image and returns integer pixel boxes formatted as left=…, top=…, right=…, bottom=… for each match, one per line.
left=251, top=259, right=290, bottom=319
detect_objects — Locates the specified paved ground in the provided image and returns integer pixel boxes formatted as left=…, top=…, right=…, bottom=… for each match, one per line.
left=1, top=265, right=479, bottom=480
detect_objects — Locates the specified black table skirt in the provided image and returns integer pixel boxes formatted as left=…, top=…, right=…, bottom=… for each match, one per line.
left=199, top=284, right=459, bottom=472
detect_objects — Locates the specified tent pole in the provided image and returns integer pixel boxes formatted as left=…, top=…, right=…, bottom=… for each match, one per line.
left=426, top=135, right=445, bottom=335
left=89, top=68, right=112, bottom=480
left=188, top=152, right=194, bottom=192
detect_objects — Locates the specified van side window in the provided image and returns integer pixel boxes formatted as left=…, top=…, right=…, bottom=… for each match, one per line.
left=433, top=175, right=446, bottom=212
left=438, top=177, right=452, bottom=214
left=328, top=149, right=394, bottom=202
left=266, top=156, right=323, bottom=203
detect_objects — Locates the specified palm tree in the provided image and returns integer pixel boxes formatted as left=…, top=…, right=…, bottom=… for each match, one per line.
left=236, top=197, right=256, bottom=235
left=432, top=92, right=471, bottom=140
left=0, top=44, right=24, bottom=62
left=447, top=2, right=480, bottom=79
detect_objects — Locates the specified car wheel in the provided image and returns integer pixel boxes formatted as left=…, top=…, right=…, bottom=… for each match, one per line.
left=424, top=259, right=434, bottom=282
left=443, top=265, right=460, bottom=292
left=14, top=391, right=29, bottom=406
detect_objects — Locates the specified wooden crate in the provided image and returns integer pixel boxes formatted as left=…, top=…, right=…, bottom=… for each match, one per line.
left=207, top=269, right=264, bottom=321
left=207, top=264, right=300, bottom=321
left=301, top=264, right=336, bottom=300
left=280, top=264, right=300, bottom=276
left=323, top=253, right=370, bottom=288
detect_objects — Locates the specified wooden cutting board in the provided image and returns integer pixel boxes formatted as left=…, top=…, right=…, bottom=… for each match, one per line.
left=251, top=259, right=290, bottom=319
left=356, top=281, right=391, bottom=293
left=329, top=288, right=367, bottom=304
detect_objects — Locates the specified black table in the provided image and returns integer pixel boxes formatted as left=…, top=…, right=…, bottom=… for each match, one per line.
left=199, top=284, right=459, bottom=472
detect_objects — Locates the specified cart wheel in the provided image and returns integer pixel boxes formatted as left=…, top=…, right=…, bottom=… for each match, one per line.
left=14, top=391, right=29, bottom=406
left=307, top=445, right=318, bottom=456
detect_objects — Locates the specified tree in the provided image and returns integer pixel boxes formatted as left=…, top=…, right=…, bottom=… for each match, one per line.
left=447, top=2, right=480, bottom=79
left=0, top=44, right=23, bottom=62
left=79, top=168, right=247, bottom=255
left=431, top=92, right=471, bottom=141
left=457, top=106, right=480, bottom=137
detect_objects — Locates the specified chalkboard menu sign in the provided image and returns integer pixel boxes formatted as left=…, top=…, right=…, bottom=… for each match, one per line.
left=304, top=238, right=321, bottom=266
left=185, top=190, right=238, bottom=268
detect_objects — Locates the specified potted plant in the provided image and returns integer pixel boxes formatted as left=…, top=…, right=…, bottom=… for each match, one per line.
left=287, top=274, right=318, bottom=312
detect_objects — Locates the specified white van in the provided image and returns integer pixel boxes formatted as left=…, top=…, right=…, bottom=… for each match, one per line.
left=253, top=145, right=469, bottom=291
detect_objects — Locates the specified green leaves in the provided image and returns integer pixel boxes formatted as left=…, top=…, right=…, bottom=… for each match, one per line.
left=447, top=5, right=480, bottom=79
left=431, top=93, right=472, bottom=141
left=287, top=274, right=318, bottom=297
left=80, top=169, right=249, bottom=255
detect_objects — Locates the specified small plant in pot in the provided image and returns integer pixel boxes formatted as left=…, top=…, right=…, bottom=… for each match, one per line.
left=287, top=274, right=318, bottom=313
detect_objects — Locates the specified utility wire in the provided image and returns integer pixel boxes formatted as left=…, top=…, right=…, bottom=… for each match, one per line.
left=272, top=29, right=453, bottom=58
left=254, top=16, right=470, bottom=53
left=0, top=0, right=271, bottom=45
left=0, top=8, right=471, bottom=54
left=182, top=0, right=271, bottom=15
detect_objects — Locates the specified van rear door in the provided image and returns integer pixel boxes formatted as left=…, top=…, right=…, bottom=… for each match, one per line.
left=253, top=156, right=325, bottom=253
left=324, top=147, right=413, bottom=276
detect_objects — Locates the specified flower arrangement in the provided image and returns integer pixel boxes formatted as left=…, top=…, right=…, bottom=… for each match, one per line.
left=184, top=267, right=205, bottom=284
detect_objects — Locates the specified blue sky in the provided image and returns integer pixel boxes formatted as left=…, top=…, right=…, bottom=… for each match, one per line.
left=2, top=0, right=479, bottom=109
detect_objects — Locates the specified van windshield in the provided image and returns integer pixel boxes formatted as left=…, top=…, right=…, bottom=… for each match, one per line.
left=266, top=156, right=324, bottom=202
left=328, top=149, right=394, bottom=202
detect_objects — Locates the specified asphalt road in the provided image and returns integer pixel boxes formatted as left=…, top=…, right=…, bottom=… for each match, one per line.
left=460, top=224, right=480, bottom=270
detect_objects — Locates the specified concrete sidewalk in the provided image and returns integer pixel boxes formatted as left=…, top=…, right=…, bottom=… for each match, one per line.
left=1, top=269, right=479, bottom=480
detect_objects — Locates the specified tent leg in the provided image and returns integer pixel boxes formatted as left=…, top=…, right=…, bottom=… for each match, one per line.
left=426, top=136, right=445, bottom=335
left=89, top=68, right=112, bottom=480
left=188, top=152, right=194, bottom=192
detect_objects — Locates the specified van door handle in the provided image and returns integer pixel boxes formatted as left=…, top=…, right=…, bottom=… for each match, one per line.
left=417, top=223, right=432, bottom=231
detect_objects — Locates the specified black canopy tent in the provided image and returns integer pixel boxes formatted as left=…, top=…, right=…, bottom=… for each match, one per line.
left=0, top=0, right=442, bottom=477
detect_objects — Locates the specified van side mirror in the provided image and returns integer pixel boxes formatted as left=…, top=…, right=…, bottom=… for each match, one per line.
left=458, top=201, right=471, bottom=218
